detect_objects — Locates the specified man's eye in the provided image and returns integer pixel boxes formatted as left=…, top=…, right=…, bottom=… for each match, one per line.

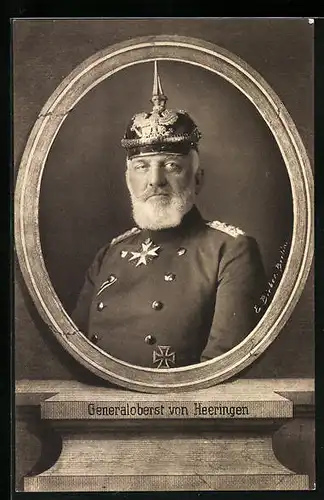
left=134, top=164, right=148, bottom=171
left=165, top=162, right=182, bottom=172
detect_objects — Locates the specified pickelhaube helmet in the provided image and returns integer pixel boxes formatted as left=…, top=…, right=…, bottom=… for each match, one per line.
left=121, top=61, right=202, bottom=158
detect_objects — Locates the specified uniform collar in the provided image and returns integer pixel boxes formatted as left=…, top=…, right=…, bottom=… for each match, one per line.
left=141, top=205, right=205, bottom=244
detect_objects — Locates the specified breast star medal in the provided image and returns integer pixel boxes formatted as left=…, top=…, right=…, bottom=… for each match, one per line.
left=128, top=238, right=161, bottom=267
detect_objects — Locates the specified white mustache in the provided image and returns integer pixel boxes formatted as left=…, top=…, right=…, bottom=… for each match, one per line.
left=142, top=189, right=171, bottom=201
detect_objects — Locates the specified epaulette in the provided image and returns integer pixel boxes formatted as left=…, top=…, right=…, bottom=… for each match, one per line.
left=110, top=227, right=141, bottom=246
left=206, top=220, right=245, bottom=238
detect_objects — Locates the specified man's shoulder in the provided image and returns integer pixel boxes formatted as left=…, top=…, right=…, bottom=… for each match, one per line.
left=91, top=227, right=142, bottom=267
left=204, top=219, right=246, bottom=239
left=204, top=220, right=264, bottom=275
left=110, top=226, right=142, bottom=246
left=204, top=220, right=259, bottom=256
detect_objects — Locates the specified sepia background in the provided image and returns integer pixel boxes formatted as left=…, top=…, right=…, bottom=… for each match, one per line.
left=14, top=18, right=313, bottom=380
left=13, top=18, right=314, bottom=490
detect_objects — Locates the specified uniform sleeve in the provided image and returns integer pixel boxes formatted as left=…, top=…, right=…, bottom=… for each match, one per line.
left=200, top=235, right=267, bottom=361
left=70, top=244, right=110, bottom=335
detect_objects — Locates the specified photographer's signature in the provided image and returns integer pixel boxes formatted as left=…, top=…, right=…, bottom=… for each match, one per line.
left=254, top=240, right=289, bottom=315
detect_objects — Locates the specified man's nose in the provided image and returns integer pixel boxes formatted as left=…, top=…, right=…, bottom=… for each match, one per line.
left=149, top=165, right=167, bottom=187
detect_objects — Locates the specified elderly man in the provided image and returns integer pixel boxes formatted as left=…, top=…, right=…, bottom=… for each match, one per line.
left=72, top=62, right=266, bottom=368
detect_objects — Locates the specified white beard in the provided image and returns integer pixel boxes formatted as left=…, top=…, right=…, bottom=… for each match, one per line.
left=127, top=181, right=196, bottom=230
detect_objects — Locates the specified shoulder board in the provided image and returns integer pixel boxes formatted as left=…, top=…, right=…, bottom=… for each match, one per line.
left=110, top=227, right=141, bottom=246
left=206, top=220, right=245, bottom=238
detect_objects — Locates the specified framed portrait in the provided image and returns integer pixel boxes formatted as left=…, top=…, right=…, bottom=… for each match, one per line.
left=14, top=22, right=313, bottom=392
left=13, top=17, right=315, bottom=494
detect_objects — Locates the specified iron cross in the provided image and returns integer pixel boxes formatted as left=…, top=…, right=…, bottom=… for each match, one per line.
left=152, top=345, right=176, bottom=368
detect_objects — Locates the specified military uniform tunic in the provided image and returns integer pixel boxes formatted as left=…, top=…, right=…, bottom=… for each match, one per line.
left=72, top=206, right=266, bottom=367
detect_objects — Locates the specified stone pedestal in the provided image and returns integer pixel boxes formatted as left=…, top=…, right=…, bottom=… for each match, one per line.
left=15, top=378, right=314, bottom=491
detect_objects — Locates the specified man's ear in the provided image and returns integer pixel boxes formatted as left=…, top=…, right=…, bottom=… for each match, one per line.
left=195, top=168, right=204, bottom=195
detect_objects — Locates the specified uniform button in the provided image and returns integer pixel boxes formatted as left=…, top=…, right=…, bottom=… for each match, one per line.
left=144, top=335, right=156, bottom=345
left=164, top=273, right=176, bottom=282
left=97, top=302, right=104, bottom=311
left=91, top=334, right=99, bottom=344
left=152, top=300, right=163, bottom=311
left=177, top=247, right=186, bottom=256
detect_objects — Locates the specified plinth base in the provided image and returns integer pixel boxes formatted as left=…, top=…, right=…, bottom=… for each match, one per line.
left=24, top=431, right=308, bottom=491
left=16, top=379, right=314, bottom=492
left=26, top=475, right=308, bottom=492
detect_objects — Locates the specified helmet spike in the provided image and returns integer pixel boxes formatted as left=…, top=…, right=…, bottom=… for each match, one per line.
left=151, top=61, right=167, bottom=111
left=121, top=60, right=202, bottom=157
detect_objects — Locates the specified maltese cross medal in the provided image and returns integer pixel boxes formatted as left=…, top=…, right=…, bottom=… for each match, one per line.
left=128, top=238, right=161, bottom=267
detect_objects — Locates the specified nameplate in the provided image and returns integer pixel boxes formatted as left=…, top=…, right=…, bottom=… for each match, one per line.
left=41, top=399, right=292, bottom=420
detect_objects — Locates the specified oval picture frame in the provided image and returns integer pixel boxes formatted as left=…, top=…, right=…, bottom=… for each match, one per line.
left=14, top=35, right=314, bottom=393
